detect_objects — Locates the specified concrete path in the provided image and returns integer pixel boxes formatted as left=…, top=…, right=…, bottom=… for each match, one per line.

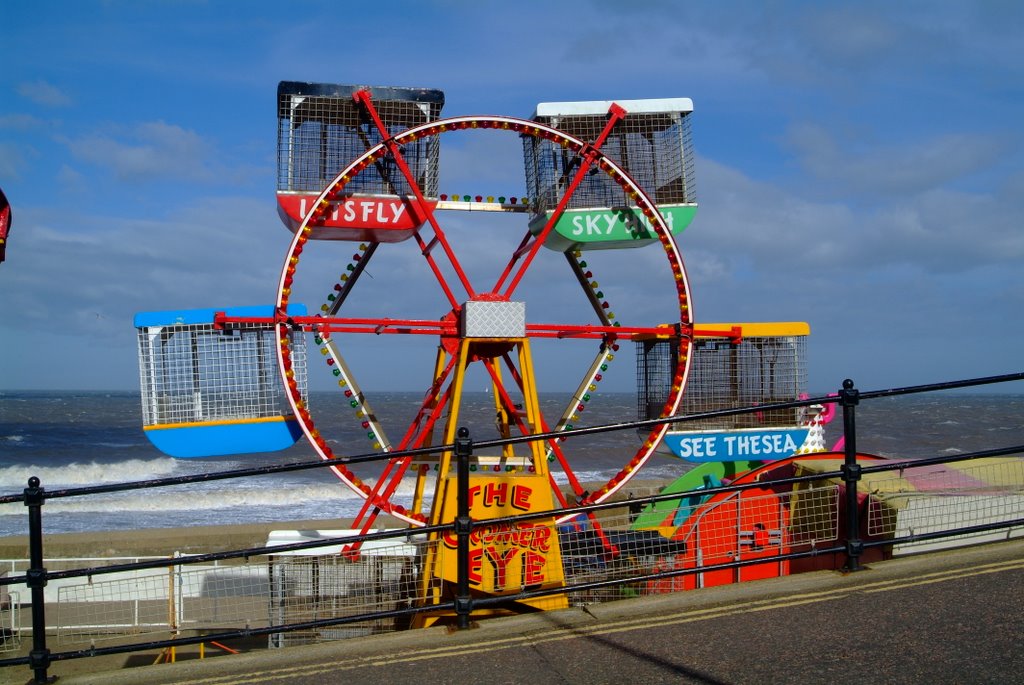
left=29, top=538, right=1024, bottom=685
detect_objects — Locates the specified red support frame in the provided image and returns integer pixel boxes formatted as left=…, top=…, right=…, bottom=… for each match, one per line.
left=269, top=110, right=695, bottom=527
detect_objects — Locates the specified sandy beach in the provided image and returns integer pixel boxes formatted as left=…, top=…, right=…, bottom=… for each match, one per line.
left=0, top=516, right=389, bottom=560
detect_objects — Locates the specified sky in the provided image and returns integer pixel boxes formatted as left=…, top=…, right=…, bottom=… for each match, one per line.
left=1, top=0, right=1022, bottom=398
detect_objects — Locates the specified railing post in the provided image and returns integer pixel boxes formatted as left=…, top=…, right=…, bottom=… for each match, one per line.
left=454, top=427, right=474, bottom=629
left=24, top=476, right=52, bottom=683
left=839, top=379, right=864, bottom=572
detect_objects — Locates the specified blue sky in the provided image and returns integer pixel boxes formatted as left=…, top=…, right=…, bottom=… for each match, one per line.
left=1, top=0, right=1022, bottom=396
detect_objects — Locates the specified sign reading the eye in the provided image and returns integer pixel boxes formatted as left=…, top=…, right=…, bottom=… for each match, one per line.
left=435, top=474, right=566, bottom=602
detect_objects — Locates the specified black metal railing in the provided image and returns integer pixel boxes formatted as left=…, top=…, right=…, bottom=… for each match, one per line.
left=1, top=372, right=1023, bottom=683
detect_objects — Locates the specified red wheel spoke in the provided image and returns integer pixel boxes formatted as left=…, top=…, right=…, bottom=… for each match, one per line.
left=502, top=104, right=626, bottom=299
left=354, top=91, right=476, bottom=306
left=490, top=230, right=533, bottom=294
left=351, top=359, right=459, bottom=531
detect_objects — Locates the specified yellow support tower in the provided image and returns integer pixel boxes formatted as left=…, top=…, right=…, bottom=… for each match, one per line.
left=414, top=334, right=568, bottom=628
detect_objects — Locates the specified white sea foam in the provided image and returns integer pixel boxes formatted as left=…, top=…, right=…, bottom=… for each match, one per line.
left=0, top=459, right=180, bottom=488
left=0, top=477, right=436, bottom=518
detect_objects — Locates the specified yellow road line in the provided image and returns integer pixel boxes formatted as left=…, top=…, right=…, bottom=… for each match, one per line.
left=184, top=558, right=1024, bottom=684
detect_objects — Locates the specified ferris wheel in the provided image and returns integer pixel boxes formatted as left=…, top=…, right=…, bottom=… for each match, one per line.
left=262, top=82, right=698, bottom=533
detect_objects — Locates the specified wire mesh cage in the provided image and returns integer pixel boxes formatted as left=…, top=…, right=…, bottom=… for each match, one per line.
left=0, top=584, right=19, bottom=654
left=524, top=98, right=696, bottom=251
left=277, top=82, right=444, bottom=197
left=637, top=324, right=809, bottom=430
left=276, top=82, right=445, bottom=241
left=134, top=305, right=308, bottom=457
left=264, top=530, right=421, bottom=646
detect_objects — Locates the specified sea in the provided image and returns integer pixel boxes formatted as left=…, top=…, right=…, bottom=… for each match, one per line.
left=1, top=390, right=1023, bottom=538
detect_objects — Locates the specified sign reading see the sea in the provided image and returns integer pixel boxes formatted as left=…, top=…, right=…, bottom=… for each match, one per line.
left=663, top=427, right=811, bottom=462
left=436, top=474, right=566, bottom=609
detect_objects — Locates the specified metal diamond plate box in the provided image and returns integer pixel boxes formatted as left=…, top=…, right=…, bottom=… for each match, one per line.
left=461, top=301, right=526, bottom=338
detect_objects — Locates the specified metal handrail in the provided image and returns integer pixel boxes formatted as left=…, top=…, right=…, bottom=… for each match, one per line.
left=1, top=372, right=1022, bottom=683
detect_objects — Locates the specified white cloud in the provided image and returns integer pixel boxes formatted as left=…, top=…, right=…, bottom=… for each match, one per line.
left=63, top=121, right=214, bottom=182
left=678, top=151, right=1024, bottom=314
left=16, top=80, right=73, bottom=107
left=785, top=123, right=1010, bottom=196
left=56, top=164, right=85, bottom=189
left=3, top=0, right=1023, bottom=393
left=0, top=114, right=47, bottom=131
left=0, top=143, right=26, bottom=181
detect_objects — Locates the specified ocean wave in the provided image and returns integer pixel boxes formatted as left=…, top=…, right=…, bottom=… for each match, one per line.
left=0, top=459, right=180, bottom=488
left=0, top=479, right=435, bottom=518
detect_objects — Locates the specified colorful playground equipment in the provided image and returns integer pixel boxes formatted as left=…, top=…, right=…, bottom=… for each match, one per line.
left=135, top=81, right=839, bottom=620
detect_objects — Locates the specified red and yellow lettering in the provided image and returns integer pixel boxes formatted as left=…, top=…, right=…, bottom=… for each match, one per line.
left=523, top=550, right=547, bottom=585
left=468, top=548, right=484, bottom=585
left=483, top=481, right=508, bottom=507
left=511, top=484, right=532, bottom=510
left=485, top=546, right=521, bottom=590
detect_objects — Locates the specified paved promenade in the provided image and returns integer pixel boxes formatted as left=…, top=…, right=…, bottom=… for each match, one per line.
left=32, top=538, right=1024, bottom=684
